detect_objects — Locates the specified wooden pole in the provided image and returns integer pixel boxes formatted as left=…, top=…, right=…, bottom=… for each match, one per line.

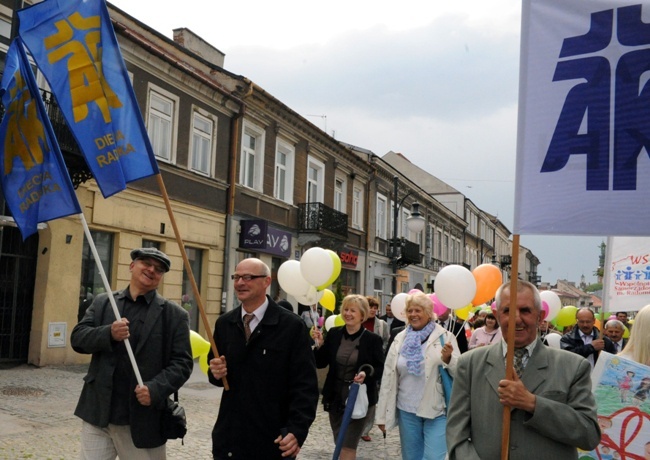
left=156, top=174, right=229, bottom=390
left=500, top=234, right=520, bottom=459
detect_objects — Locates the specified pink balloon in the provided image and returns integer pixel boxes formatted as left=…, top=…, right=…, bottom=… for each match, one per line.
left=431, top=293, right=449, bottom=317
left=491, top=301, right=497, bottom=313
left=409, top=289, right=423, bottom=295
left=318, top=316, right=325, bottom=327
left=608, top=315, right=617, bottom=321
left=541, top=301, right=549, bottom=320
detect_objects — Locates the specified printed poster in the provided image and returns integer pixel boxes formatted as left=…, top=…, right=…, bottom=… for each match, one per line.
left=604, top=237, right=650, bottom=313
left=581, top=352, right=650, bottom=459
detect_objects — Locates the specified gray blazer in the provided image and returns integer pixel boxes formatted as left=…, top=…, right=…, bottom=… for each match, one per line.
left=446, top=339, right=600, bottom=460
left=71, top=288, right=193, bottom=448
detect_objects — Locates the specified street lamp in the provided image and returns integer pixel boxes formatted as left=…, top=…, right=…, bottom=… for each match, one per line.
left=391, top=176, right=426, bottom=295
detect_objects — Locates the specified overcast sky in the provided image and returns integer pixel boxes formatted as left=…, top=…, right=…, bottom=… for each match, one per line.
left=109, top=0, right=605, bottom=285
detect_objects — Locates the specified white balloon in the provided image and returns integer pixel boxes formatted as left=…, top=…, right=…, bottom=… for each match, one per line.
left=300, top=247, right=334, bottom=287
left=324, top=315, right=337, bottom=331
left=391, top=293, right=409, bottom=321
left=278, top=260, right=312, bottom=297
left=540, top=290, right=562, bottom=322
left=544, top=333, right=562, bottom=349
left=295, top=286, right=324, bottom=305
left=434, top=265, right=477, bottom=310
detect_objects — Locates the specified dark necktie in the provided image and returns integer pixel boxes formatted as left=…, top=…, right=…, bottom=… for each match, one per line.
left=244, top=313, right=254, bottom=342
left=514, top=348, right=528, bottom=378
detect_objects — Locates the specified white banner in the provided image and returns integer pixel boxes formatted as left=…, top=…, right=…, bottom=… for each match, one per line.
left=604, top=236, right=650, bottom=312
left=514, top=0, right=650, bottom=235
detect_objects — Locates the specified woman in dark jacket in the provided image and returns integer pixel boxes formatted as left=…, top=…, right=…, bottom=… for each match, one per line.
left=312, top=294, right=385, bottom=460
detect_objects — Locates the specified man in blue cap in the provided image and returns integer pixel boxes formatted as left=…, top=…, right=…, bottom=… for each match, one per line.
left=72, top=247, right=193, bottom=459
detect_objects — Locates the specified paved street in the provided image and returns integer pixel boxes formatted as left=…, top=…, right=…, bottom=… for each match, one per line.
left=0, top=362, right=401, bottom=459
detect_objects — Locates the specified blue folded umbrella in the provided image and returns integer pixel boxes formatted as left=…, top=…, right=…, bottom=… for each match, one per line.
left=332, top=382, right=360, bottom=460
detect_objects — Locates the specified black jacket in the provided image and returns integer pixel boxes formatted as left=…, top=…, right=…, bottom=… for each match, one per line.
left=314, top=326, right=385, bottom=408
left=209, top=297, right=319, bottom=460
left=71, top=288, right=193, bottom=449
left=560, top=326, right=616, bottom=363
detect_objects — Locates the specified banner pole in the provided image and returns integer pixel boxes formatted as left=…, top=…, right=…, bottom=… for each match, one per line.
left=79, top=213, right=143, bottom=386
left=155, top=174, right=229, bottom=391
left=500, top=234, right=520, bottom=460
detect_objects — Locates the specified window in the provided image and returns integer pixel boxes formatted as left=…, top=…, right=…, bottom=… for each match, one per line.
left=352, top=186, right=363, bottom=230
left=274, top=140, right=294, bottom=203
left=190, top=111, right=214, bottom=175
left=240, top=121, right=265, bottom=191
left=334, top=176, right=346, bottom=213
left=444, top=234, right=449, bottom=261
left=373, top=278, right=384, bottom=303
left=0, top=18, right=11, bottom=41
left=376, top=194, right=387, bottom=239
left=80, top=231, right=113, bottom=300
left=147, top=88, right=177, bottom=162
left=182, top=247, right=203, bottom=331
left=142, top=240, right=161, bottom=250
left=306, top=156, right=325, bottom=202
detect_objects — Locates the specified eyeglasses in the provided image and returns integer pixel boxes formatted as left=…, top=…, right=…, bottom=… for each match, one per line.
left=231, top=274, right=267, bottom=282
left=138, top=258, right=165, bottom=275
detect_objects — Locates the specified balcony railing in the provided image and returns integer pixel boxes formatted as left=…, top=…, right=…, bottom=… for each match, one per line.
left=297, top=202, right=348, bottom=239
left=430, top=257, right=448, bottom=272
left=389, top=237, right=421, bottom=268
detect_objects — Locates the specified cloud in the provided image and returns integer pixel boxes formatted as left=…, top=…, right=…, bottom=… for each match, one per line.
left=226, top=15, right=520, bottom=122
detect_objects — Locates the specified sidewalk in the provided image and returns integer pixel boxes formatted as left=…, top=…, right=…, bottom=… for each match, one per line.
left=0, top=363, right=401, bottom=459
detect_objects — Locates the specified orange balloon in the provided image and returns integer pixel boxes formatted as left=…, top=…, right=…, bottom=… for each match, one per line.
left=471, top=264, right=503, bottom=306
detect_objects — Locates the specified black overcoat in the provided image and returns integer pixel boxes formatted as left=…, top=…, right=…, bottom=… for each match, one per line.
left=208, top=297, right=319, bottom=460
left=71, top=288, right=193, bottom=448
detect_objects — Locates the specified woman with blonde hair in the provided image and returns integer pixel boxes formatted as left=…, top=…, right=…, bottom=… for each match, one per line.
left=619, top=304, right=650, bottom=366
left=312, top=295, right=385, bottom=460
left=376, top=293, right=460, bottom=460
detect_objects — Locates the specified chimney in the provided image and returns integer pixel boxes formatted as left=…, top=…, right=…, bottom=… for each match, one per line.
left=173, top=28, right=225, bottom=68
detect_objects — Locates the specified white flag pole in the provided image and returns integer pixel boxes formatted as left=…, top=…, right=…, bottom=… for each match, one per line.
left=79, top=212, right=143, bottom=386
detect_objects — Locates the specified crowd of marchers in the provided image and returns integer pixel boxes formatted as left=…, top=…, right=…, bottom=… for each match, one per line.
left=71, top=247, right=650, bottom=460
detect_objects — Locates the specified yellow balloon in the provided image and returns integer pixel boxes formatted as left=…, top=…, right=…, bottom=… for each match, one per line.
left=317, top=250, right=342, bottom=290
left=623, top=325, right=630, bottom=339
left=455, top=304, right=473, bottom=321
left=334, top=314, right=345, bottom=327
left=319, top=289, right=336, bottom=312
left=556, top=306, right=578, bottom=327
left=190, top=330, right=210, bottom=359
left=199, top=352, right=210, bottom=375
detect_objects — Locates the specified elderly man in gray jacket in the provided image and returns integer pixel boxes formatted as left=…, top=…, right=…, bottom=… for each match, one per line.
left=446, top=280, right=600, bottom=460
left=71, top=247, right=193, bottom=459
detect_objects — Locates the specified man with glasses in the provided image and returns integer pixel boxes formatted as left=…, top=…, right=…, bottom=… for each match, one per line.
left=71, top=247, right=193, bottom=459
left=208, top=257, right=319, bottom=460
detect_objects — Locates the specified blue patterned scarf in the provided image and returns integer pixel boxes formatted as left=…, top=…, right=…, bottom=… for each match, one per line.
left=402, top=320, right=436, bottom=376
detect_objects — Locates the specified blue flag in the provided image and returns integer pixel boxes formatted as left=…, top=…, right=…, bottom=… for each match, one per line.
left=18, top=0, right=159, bottom=198
left=0, top=38, right=82, bottom=240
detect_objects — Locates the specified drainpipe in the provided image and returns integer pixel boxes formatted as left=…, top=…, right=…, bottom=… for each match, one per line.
left=222, top=86, right=250, bottom=313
